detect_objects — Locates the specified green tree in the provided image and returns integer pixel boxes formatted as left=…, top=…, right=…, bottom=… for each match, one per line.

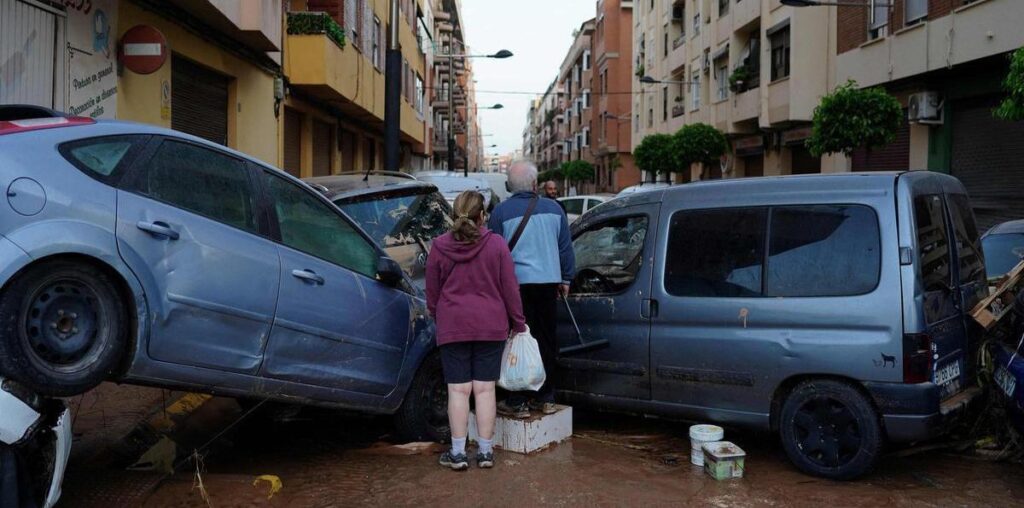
left=996, top=47, right=1024, bottom=121
left=674, top=123, right=729, bottom=168
left=807, top=80, right=903, bottom=157
left=633, top=133, right=677, bottom=181
left=563, top=160, right=596, bottom=182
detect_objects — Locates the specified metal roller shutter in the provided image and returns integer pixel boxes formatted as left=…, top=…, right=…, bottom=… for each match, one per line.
left=742, top=155, right=763, bottom=177
left=1, top=0, right=61, bottom=107
left=312, top=120, right=332, bottom=176
left=790, top=145, right=821, bottom=174
left=283, top=107, right=302, bottom=177
left=851, top=112, right=910, bottom=172
left=171, top=55, right=229, bottom=146
left=951, top=95, right=1024, bottom=232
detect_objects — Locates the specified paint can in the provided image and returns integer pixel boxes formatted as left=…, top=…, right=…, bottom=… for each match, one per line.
left=702, top=441, right=746, bottom=480
left=688, top=424, right=724, bottom=466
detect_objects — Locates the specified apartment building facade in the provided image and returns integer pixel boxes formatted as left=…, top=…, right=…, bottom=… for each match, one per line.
left=289, top=0, right=430, bottom=176
left=558, top=19, right=597, bottom=173
left=429, top=0, right=481, bottom=172
left=836, top=0, right=1024, bottom=230
left=592, top=0, right=641, bottom=192
left=631, top=0, right=835, bottom=181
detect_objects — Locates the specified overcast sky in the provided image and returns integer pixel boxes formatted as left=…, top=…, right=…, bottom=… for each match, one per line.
left=461, top=0, right=596, bottom=158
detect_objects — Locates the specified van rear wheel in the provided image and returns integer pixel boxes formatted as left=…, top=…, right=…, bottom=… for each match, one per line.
left=0, top=260, right=127, bottom=396
left=779, top=380, right=882, bottom=480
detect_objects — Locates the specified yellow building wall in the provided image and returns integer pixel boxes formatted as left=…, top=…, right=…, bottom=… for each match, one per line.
left=115, top=1, right=279, bottom=166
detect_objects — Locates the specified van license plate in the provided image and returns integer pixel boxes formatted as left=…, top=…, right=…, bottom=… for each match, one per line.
left=934, top=361, right=961, bottom=387
left=995, top=366, right=1017, bottom=399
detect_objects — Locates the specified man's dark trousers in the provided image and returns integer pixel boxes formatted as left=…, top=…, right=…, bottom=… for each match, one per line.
left=507, top=283, right=559, bottom=405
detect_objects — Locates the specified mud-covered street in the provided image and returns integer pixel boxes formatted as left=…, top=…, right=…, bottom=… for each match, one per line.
left=55, top=384, right=1024, bottom=507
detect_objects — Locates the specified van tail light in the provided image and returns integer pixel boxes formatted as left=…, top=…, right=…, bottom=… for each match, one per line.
left=903, top=333, right=933, bottom=384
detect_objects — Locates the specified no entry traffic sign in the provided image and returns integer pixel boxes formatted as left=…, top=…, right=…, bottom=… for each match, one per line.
left=119, top=25, right=168, bottom=75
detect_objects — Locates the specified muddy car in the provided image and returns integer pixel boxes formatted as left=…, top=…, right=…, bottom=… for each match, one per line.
left=304, top=172, right=451, bottom=286
left=0, top=110, right=448, bottom=441
left=557, top=172, right=986, bottom=480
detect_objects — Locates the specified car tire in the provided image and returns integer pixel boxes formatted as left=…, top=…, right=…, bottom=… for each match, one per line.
left=394, top=350, right=450, bottom=443
left=0, top=261, right=127, bottom=396
left=778, top=379, right=882, bottom=480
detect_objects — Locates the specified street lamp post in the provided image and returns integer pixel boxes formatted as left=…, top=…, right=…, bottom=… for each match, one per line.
left=439, top=49, right=512, bottom=176
left=383, top=0, right=402, bottom=173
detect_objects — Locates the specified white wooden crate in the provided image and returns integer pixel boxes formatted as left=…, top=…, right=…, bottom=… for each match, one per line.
left=467, top=405, right=572, bottom=454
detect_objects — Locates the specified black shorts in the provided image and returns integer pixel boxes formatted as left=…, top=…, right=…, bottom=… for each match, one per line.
left=440, top=341, right=505, bottom=384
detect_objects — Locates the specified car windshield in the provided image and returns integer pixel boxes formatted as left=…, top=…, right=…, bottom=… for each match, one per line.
left=334, top=188, right=451, bottom=284
left=982, top=233, right=1024, bottom=278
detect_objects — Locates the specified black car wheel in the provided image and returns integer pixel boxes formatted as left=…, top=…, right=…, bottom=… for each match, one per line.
left=0, top=261, right=127, bottom=396
left=779, top=379, right=882, bottom=480
left=394, top=351, right=450, bottom=442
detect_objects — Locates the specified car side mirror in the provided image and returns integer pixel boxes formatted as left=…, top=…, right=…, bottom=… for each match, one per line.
left=377, top=256, right=405, bottom=287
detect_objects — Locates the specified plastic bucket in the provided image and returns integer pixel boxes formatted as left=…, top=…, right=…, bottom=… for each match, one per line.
left=689, top=424, right=724, bottom=466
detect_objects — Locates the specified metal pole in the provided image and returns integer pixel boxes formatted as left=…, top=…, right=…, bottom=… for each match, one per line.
left=448, top=53, right=456, bottom=174
left=383, top=0, right=402, bottom=171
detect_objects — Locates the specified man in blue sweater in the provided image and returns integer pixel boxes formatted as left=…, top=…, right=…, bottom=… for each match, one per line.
left=489, top=160, right=575, bottom=418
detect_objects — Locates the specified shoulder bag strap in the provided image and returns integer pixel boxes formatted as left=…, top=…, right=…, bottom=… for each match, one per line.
left=507, top=195, right=539, bottom=252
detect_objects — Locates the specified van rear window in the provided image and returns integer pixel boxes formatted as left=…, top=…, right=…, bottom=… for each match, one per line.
left=913, top=194, right=952, bottom=293
left=664, top=204, right=881, bottom=298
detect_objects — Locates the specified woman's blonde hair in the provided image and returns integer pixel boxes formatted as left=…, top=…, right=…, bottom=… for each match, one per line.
left=451, top=190, right=485, bottom=243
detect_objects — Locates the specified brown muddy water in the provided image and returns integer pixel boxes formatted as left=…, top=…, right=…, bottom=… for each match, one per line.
left=60, top=384, right=1024, bottom=507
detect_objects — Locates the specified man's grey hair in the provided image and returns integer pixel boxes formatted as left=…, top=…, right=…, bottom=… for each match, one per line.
left=507, top=159, right=539, bottom=193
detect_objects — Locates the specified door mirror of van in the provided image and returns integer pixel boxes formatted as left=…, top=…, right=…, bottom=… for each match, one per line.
left=377, top=257, right=405, bottom=287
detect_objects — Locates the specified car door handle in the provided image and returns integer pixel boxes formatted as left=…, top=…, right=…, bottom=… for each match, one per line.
left=291, top=269, right=325, bottom=285
left=136, top=221, right=180, bottom=240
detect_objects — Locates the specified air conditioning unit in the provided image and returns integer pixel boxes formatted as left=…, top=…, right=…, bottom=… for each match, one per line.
left=701, top=54, right=710, bottom=74
left=908, top=91, right=943, bottom=124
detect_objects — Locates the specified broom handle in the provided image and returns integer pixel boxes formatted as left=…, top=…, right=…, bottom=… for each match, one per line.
left=563, top=296, right=583, bottom=342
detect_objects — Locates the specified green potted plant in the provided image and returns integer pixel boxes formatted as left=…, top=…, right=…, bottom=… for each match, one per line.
left=728, top=66, right=752, bottom=93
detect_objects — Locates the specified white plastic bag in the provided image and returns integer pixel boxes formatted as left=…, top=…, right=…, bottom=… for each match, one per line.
left=497, top=326, right=546, bottom=392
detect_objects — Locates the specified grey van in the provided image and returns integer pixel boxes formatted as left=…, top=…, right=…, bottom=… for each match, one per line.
left=558, top=172, right=986, bottom=479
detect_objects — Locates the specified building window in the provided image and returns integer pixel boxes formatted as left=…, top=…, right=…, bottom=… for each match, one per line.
left=693, top=13, right=701, bottom=36
left=648, top=96, right=654, bottom=128
left=662, top=87, right=668, bottom=121
left=583, top=90, right=591, bottom=109
left=905, top=0, right=927, bottom=25
left=664, top=31, right=669, bottom=57
left=346, top=0, right=360, bottom=49
left=715, top=58, right=728, bottom=101
left=635, top=114, right=640, bottom=132
left=770, top=27, right=790, bottom=81
left=869, top=0, right=889, bottom=39
left=691, top=70, right=701, bottom=110
left=415, top=74, right=424, bottom=113
left=601, top=69, right=608, bottom=95
left=583, top=49, right=592, bottom=71
left=372, top=16, right=382, bottom=69
left=740, top=34, right=761, bottom=89
left=719, top=0, right=729, bottom=17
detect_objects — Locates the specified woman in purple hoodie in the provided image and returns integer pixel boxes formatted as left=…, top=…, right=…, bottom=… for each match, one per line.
left=426, top=190, right=527, bottom=471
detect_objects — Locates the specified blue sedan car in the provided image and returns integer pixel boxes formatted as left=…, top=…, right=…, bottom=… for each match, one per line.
left=0, top=108, right=445, bottom=440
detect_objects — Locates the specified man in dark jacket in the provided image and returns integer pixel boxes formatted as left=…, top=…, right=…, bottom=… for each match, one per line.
left=489, top=160, right=575, bottom=417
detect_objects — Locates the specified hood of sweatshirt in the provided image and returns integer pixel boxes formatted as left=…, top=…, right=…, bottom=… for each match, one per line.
left=432, top=227, right=495, bottom=263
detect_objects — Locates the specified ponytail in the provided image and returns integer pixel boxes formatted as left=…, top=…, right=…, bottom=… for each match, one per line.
left=451, top=190, right=485, bottom=243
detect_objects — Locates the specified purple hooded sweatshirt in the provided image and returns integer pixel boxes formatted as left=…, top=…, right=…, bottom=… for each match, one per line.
left=426, top=227, right=527, bottom=346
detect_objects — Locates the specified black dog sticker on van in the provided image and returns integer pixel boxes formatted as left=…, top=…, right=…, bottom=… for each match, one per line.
left=873, top=353, right=897, bottom=368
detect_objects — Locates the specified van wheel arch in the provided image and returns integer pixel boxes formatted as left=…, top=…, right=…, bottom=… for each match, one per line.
left=770, top=375, right=883, bottom=434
